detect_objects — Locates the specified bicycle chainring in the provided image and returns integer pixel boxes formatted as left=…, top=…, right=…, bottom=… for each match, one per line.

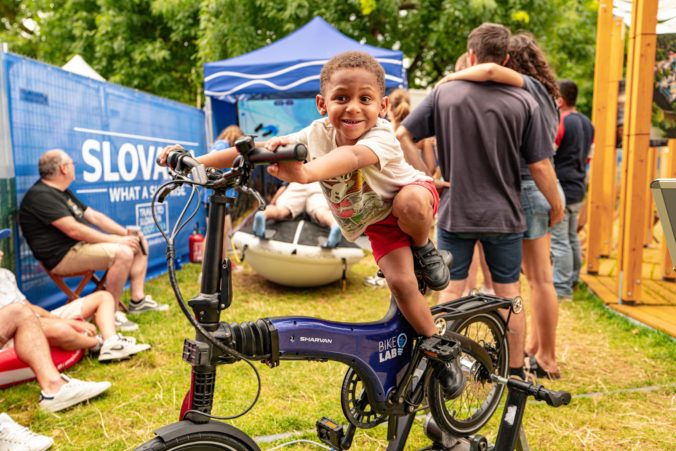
left=340, top=368, right=386, bottom=429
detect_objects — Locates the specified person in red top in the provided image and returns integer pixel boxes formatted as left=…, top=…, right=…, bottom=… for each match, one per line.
left=551, top=80, right=594, bottom=299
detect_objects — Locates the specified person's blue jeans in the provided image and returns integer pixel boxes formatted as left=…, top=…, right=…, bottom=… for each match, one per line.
left=550, top=201, right=583, bottom=297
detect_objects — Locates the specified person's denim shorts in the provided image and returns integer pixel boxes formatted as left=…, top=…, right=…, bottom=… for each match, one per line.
left=437, top=229, right=524, bottom=283
left=520, top=179, right=551, bottom=240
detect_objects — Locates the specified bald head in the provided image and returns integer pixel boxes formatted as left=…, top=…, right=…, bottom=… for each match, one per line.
left=39, top=149, right=69, bottom=179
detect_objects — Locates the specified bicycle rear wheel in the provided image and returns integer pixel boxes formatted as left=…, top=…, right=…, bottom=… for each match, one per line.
left=427, top=312, right=509, bottom=436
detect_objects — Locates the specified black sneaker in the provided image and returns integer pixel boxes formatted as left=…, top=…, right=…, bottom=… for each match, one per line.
left=412, top=241, right=450, bottom=291
left=432, top=359, right=465, bottom=399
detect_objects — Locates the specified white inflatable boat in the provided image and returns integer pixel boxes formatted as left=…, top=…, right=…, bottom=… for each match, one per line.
left=233, top=217, right=366, bottom=287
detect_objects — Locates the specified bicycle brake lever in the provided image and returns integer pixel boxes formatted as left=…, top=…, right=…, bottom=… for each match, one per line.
left=158, top=182, right=181, bottom=203
left=241, top=185, right=267, bottom=210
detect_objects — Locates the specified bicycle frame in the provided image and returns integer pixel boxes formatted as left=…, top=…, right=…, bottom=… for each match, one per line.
left=177, top=184, right=512, bottom=424
left=141, top=139, right=572, bottom=451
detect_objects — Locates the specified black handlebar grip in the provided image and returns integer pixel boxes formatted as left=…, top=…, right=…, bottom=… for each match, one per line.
left=247, top=143, right=308, bottom=164
left=535, top=388, right=571, bottom=407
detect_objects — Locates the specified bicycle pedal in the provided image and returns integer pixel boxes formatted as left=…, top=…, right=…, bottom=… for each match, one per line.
left=316, top=417, right=344, bottom=449
left=420, top=336, right=460, bottom=362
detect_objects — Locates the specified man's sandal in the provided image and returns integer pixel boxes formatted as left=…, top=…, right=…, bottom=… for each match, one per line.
left=525, top=355, right=561, bottom=380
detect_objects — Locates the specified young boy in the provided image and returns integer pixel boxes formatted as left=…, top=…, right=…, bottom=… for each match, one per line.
left=160, top=52, right=459, bottom=393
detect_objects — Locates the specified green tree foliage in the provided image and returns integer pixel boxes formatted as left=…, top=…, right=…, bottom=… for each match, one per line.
left=0, top=0, right=598, bottom=114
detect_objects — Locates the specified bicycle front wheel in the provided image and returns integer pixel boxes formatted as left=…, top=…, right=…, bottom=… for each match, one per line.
left=138, top=433, right=258, bottom=451
left=427, top=311, right=509, bottom=436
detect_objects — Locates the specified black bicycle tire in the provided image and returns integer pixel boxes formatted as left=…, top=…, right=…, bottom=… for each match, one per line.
left=136, top=432, right=259, bottom=451
left=427, top=311, right=509, bottom=436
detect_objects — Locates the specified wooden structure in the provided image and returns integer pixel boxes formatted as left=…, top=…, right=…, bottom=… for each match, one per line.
left=583, top=0, right=675, bottom=336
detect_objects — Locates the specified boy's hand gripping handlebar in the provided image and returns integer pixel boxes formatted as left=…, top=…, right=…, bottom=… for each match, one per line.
left=234, top=135, right=308, bottom=164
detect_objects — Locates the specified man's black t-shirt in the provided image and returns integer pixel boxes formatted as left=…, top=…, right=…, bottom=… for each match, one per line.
left=19, top=180, right=90, bottom=269
left=402, top=81, right=553, bottom=233
left=554, top=112, right=594, bottom=204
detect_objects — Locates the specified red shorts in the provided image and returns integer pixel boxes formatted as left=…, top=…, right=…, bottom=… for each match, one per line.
left=364, top=180, right=439, bottom=263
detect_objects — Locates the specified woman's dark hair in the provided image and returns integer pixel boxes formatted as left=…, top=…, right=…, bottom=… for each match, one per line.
left=506, top=33, right=559, bottom=99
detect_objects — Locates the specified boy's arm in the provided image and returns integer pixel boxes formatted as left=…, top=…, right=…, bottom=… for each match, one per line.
left=267, top=145, right=379, bottom=184
left=436, top=63, right=524, bottom=88
left=196, top=147, right=239, bottom=168
left=157, top=144, right=239, bottom=169
left=395, top=126, right=431, bottom=174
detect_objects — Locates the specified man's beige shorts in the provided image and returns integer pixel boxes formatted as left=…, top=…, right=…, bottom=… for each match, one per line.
left=51, top=242, right=118, bottom=275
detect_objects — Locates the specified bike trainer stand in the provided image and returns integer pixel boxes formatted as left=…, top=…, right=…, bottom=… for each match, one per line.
left=319, top=379, right=538, bottom=451
left=416, top=382, right=533, bottom=451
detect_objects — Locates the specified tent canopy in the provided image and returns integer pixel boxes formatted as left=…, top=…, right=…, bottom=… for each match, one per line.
left=204, top=17, right=406, bottom=101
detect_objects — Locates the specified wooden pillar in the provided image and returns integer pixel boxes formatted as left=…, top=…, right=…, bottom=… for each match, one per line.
left=600, top=17, right=626, bottom=257
left=662, top=140, right=676, bottom=280
left=586, top=1, right=614, bottom=273
left=617, top=0, right=658, bottom=303
left=644, top=147, right=658, bottom=247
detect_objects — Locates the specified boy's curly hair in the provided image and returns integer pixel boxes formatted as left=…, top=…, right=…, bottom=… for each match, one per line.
left=320, top=51, right=385, bottom=96
left=506, top=33, right=560, bottom=99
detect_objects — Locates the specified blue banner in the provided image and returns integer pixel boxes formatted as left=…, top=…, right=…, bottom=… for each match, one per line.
left=2, top=52, right=206, bottom=309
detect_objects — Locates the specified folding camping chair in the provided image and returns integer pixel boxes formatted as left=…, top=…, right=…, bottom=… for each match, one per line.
left=41, top=265, right=123, bottom=311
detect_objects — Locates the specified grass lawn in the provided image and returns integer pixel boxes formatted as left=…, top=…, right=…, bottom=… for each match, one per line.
left=1, top=258, right=674, bottom=450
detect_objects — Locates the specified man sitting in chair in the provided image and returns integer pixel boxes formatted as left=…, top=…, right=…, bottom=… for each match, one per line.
left=18, top=149, right=168, bottom=330
left=0, top=229, right=149, bottom=361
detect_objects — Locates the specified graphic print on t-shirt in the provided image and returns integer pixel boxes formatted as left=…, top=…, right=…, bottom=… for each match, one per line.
left=66, top=197, right=84, bottom=219
left=320, top=169, right=388, bottom=238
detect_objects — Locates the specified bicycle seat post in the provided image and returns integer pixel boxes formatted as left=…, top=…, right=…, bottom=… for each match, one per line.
left=188, top=191, right=230, bottom=330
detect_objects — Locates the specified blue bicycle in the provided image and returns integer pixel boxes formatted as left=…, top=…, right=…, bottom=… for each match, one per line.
left=138, top=137, right=569, bottom=450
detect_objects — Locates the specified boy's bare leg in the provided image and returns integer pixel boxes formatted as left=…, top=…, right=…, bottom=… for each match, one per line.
left=263, top=205, right=292, bottom=221
left=313, top=208, right=337, bottom=228
left=80, top=291, right=117, bottom=340
left=1, top=304, right=64, bottom=394
left=392, top=185, right=434, bottom=246
left=378, top=247, right=437, bottom=336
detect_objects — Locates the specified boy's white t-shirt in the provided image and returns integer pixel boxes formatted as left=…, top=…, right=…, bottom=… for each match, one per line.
left=0, top=268, right=26, bottom=309
left=287, top=117, right=431, bottom=241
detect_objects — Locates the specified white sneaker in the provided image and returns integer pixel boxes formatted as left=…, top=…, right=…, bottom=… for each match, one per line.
left=39, top=375, right=110, bottom=413
left=98, top=334, right=151, bottom=362
left=88, top=334, right=104, bottom=354
left=0, top=413, right=53, bottom=451
left=127, top=295, right=169, bottom=314
left=114, top=311, right=139, bottom=332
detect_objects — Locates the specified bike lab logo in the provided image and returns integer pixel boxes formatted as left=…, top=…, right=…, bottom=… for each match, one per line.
left=378, top=333, right=407, bottom=363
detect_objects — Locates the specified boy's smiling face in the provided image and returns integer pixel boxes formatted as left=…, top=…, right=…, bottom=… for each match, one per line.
left=316, top=68, right=388, bottom=147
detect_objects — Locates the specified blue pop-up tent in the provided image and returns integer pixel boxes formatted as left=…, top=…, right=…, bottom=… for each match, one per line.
left=203, top=16, right=407, bottom=135
left=204, top=16, right=406, bottom=100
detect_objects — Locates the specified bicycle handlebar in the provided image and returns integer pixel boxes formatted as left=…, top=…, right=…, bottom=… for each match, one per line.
left=245, top=143, right=308, bottom=164
left=163, top=150, right=208, bottom=184
left=159, top=138, right=308, bottom=187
